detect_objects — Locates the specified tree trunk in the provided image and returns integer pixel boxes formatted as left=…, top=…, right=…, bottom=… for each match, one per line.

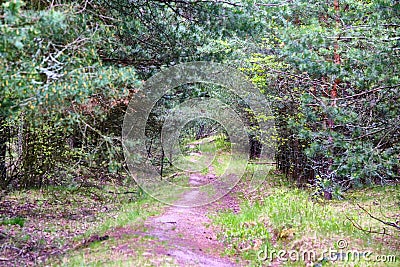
left=17, top=112, right=24, bottom=165
left=0, top=117, right=7, bottom=189
left=250, top=137, right=262, bottom=159
left=332, top=0, right=341, bottom=106
left=328, top=0, right=341, bottom=169
left=160, top=148, right=164, bottom=180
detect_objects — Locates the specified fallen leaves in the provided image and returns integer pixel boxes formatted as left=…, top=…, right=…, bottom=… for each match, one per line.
left=278, top=228, right=296, bottom=240
left=0, top=186, right=135, bottom=266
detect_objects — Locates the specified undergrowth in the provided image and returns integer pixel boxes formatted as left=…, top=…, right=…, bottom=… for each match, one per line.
left=212, top=171, right=400, bottom=266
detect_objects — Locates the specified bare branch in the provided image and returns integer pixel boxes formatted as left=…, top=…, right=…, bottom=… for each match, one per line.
left=345, top=215, right=392, bottom=236
left=357, top=204, right=400, bottom=231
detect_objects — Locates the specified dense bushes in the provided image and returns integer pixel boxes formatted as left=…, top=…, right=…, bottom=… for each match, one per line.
left=0, top=0, right=137, bottom=189
left=1, top=0, right=398, bottom=193
left=1, top=0, right=256, bottom=189
left=247, top=0, right=400, bottom=193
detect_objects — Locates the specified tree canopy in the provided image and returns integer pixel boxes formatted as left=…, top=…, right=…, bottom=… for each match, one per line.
left=1, top=0, right=399, bottom=195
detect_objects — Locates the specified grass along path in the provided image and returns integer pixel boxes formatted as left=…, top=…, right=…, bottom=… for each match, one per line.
left=58, top=153, right=243, bottom=266
left=2, top=139, right=398, bottom=266
left=0, top=182, right=164, bottom=266
left=212, top=169, right=400, bottom=266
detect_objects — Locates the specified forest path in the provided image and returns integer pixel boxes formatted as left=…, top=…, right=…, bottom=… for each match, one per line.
left=133, top=159, right=242, bottom=266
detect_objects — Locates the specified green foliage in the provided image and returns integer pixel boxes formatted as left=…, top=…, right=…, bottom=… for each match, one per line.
left=0, top=216, right=25, bottom=227
left=246, top=0, right=400, bottom=188
left=0, top=0, right=139, bottom=189
left=2, top=0, right=399, bottom=265
left=90, top=0, right=264, bottom=73
left=1, top=0, right=398, bottom=192
left=0, top=0, right=136, bottom=119
left=214, top=133, right=231, bottom=152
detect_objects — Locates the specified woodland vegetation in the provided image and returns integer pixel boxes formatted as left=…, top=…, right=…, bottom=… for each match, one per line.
left=2, top=0, right=398, bottom=195
left=0, top=0, right=399, bottom=265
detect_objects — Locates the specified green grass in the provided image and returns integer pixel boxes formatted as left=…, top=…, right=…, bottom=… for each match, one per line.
left=0, top=216, right=25, bottom=227
left=6, top=135, right=396, bottom=267
left=212, top=153, right=231, bottom=176
left=86, top=196, right=162, bottom=237
left=173, top=136, right=399, bottom=266
left=56, top=195, right=172, bottom=267
left=0, top=180, right=181, bottom=266
left=168, top=135, right=231, bottom=177
left=55, top=174, right=191, bottom=266
left=212, top=173, right=400, bottom=266
left=60, top=238, right=177, bottom=267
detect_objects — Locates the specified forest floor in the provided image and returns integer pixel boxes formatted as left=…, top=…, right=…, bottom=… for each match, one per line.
left=1, top=149, right=399, bottom=266
left=126, top=166, right=242, bottom=266
left=0, top=151, right=246, bottom=266
left=56, top=154, right=248, bottom=266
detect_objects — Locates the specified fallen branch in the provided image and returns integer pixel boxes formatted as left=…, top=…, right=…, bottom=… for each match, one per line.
left=74, top=234, right=109, bottom=250
left=164, top=172, right=187, bottom=180
left=356, top=204, right=400, bottom=231
left=345, top=215, right=392, bottom=236
left=107, top=191, right=137, bottom=195
left=248, top=162, right=276, bottom=165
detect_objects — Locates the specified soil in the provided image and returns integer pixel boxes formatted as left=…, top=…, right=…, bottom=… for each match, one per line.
left=0, top=158, right=246, bottom=266
left=132, top=164, right=244, bottom=266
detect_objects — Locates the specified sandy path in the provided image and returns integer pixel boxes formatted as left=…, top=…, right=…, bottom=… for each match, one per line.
left=140, top=166, right=242, bottom=266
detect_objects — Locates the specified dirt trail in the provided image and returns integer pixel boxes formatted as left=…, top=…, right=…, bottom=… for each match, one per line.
left=140, top=166, right=242, bottom=266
